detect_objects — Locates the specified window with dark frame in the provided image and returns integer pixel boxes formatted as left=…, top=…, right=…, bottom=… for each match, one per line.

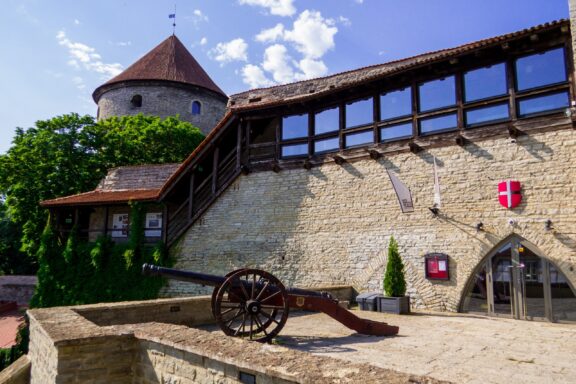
left=345, top=98, right=373, bottom=128
left=130, top=94, right=142, bottom=108
left=314, top=107, right=339, bottom=135
left=380, top=122, right=413, bottom=142
left=276, top=45, right=571, bottom=159
left=515, top=47, right=567, bottom=91
left=345, top=130, right=373, bottom=148
left=380, top=88, right=412, bottom=121
left=282, top=114, right=308, bottom=140
left=191, top=100, right=202, bottom=115
left=418, top=76, right=456, bottom=112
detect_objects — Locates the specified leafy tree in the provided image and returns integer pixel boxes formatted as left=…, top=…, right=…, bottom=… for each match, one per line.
left=383, top=236, right=406, bottom=297
left=0, top=201, right=35, bottom=275
left=0, top=113, right=203, bottom=272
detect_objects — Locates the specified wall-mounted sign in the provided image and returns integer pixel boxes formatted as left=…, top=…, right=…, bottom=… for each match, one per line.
left=425, top=253, right=449, bottom=280
left=498, top=180, right=522, bottom=209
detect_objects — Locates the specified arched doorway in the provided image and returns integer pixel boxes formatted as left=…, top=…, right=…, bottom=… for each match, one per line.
left=461, top=235, right=576, bottom=322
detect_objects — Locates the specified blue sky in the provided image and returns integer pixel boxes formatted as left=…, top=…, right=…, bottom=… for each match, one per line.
left=0, top=0, right=568, bottom=153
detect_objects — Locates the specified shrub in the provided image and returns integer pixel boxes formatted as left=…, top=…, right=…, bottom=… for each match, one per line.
left=383, top=236, right=406, bottom=297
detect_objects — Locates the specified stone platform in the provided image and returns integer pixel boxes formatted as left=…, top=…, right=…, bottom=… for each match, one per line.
left=234, top=310, right=576, bottom=384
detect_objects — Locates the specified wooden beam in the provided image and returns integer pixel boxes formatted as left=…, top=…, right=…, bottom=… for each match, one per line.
left=409, top=142, right=423, bottom=153
left=212, top=146, right=220, bottom=194
left=188, top=173, right=195, bottom=219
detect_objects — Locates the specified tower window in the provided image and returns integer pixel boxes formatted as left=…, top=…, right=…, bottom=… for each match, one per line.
left=131, top=94, right=142, bottom=108
left=192, top=100, right=202, bottom=115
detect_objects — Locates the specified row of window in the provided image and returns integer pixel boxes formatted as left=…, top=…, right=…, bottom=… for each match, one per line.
left=280, top=47, right=570, bottom=158
left=129, top=95, right=203, bottom=116
left=110, top=212, right=163, bottom=238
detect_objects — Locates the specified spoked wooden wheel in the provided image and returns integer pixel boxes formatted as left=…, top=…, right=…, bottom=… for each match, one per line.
left=213, top=269, right=289, bottom=343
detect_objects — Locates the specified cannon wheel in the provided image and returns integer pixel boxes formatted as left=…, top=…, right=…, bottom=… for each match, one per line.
left=213, top=269, right=289, bottom=343
left=211, top=269, right=249, bottom=319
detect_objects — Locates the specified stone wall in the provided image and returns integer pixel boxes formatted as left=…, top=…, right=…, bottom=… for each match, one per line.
left=0, top=356, right=30, bottom=384
left=0, top=276, right=37, bottom=306
left=97, top=84, right=227, bottom=136
left=167, top=125, right=576, bottom=311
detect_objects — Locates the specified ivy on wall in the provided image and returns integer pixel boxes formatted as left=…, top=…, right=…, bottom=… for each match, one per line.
left=30, top=202, right=171, bottom=308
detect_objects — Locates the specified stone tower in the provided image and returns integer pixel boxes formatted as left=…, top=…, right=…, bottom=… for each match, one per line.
left=92, top=35, right=228, bottom=136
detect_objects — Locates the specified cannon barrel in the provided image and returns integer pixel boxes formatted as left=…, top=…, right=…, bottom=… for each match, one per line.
left=142, top=264, right=327, bottom=299
left=142, top=263, right=227, bottom=287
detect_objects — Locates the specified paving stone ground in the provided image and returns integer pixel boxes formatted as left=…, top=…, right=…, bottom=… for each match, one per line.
left=0, top=310, right=24, bottom=348
left=204, top=310, right=576, bottom=384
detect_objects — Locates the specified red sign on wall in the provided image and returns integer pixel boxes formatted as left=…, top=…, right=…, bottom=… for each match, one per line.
left=498, top=180, right=522, bottom=209
left=425, top=253, right=449, bottom=280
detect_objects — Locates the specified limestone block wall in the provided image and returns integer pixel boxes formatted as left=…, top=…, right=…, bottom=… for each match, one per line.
left=167, top=126, right=576, bottom=311
left=97, top=84, right=227, bottom=136
left=0, top=276, right=37, bottom=306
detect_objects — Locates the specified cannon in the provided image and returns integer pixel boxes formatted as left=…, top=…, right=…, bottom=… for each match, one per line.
left=142, top=264, right=399, bottom=342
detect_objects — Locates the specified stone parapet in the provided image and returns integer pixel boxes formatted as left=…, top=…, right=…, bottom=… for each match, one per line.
left=26, top=298, right=446, bottom=383
left=0, top=356, right=30, bottom=384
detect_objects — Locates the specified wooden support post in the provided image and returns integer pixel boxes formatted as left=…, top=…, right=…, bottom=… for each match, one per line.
left=103, top=206, right=109, bottom=237
left=188, top=173, right=195, bottom=219
left=212, top=146, right=220, bottom=194
left=162, top=204, right=169, bottom=244
left=236, top=121, right=242, bottom=169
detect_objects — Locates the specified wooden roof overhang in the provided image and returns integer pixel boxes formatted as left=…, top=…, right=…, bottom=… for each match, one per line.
left=40, top=189, right=161, bottom=208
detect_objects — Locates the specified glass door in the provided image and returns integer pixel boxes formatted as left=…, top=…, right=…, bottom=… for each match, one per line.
left=462, top=237, right=576, bottom=323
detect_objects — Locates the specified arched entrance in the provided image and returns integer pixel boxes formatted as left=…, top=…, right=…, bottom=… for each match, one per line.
left=461, top=235, right=576, bottom=322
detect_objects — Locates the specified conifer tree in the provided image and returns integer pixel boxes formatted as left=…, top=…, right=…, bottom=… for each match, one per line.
left=383, top=236, right=406, bottom=297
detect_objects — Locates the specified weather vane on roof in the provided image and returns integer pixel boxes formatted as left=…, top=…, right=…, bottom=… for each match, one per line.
left=169, top=5, right=176, bottom=35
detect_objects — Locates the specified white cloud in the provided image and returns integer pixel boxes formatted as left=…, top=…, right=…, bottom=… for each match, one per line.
left=338, top=16, right=351, bottom=27
left=56, top=30, right=123, bottom=79
left=355, top=0, right=364, bottom=4
left=262, top=44, right=293, bottom=83
left=294, top=58, right=328, bottom=80
left=209, top=38, right=248, bottom=65
left=241, top=9, right=338, bottom=88
left=238, top=0, right=296, bottom=17
left=72, top=76, right=86, bottom=90
left=255, top=23, right=285, bottom=43
left=109, top=40, right=132, bottom=47
left=193, top=9, right=209, bottom=23
left=241, top=64, right=275, bottom=88
left=284, top=10, right=337, bottom=59
left=74, top=19, right=81, bottom=26
left=200, top=37, right=208, bottom=46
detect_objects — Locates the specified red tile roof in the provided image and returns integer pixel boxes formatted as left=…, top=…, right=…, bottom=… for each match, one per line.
left=93, top=35, right=226, bottom=102
left=41, top=164, right=180, bottom=207
left=41, top=189, right=161, bottom=207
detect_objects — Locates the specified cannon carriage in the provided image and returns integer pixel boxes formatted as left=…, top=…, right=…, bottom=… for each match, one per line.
left=143, top=264, right=399, bottom=342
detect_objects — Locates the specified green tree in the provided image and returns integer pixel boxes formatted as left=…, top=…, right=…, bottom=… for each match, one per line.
left=0, top=113, right=203, bottom=271
left=383, top=236, right=406, bottom=297
left=0, top=201, right=35, bottom=275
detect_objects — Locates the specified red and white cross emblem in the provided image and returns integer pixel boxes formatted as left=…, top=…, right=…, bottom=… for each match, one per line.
left=498, top=180, right=522, bottom=209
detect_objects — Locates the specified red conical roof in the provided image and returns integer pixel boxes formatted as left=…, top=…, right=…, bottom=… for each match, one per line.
left=93, top=35, right=225, bottom=101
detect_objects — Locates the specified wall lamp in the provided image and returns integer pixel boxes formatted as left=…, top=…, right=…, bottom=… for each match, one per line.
left=545, top=219, right=554, bottom=231
left=475, top=222, right=484, bottom=231
left=428, top=207, right=440, bottom=216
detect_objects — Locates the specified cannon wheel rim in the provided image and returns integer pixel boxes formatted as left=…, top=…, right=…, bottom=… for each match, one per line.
left=211, top=268, right=250, bottom=319
left=213, top=269, right=289, bottom=343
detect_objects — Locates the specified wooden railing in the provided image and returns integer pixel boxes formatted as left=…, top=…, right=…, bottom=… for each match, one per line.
left=166, top=147, right=241, bottom=246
